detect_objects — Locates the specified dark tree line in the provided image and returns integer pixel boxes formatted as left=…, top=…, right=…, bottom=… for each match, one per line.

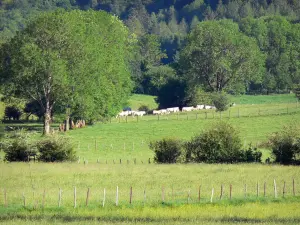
left=1, top=0, right=300, bottom=119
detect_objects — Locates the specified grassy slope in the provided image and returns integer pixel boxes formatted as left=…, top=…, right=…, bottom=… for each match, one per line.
left=231, top=93, right=297, bottom=105
left=127, top=94, right=158, bottom=110
left=1, top=94, right=300, bottom=224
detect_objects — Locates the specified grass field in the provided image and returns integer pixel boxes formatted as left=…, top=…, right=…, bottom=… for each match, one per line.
left=0, top=163, right=300, bottom=224
left=0, top=94, right=300, bottom=224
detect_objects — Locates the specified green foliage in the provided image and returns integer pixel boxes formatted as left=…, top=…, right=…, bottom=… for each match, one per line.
left=150, top=138, right=182, bottom=163
left=180, top=19, right=265, bottom=93
left=1, top=131, right=36, bottom=162
left=0, top=10, right=134, bottom=134
left=36, top=135, right=76, bottom=162
left=4, top=105, right=22, bottom=120
left=184, top=86, right=213, bottom=107
left=212, top=92, right=230, bottom=112
left=141, top=65, right=176, bottom=95
left=244, top=145, right=262, bottom=163
left=269, top=124, right=300, bottom=164
left=156, top=78, right=187, bottom=109
left=184, top=122, right=245, bottom=163
left=138, top=105, right=150, bottom=113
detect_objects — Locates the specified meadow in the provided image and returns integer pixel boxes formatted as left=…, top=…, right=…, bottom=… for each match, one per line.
left=0, top=94, right=300, bottom=224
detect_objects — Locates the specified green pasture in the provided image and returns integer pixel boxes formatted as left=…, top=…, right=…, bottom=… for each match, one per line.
left=231, top=93, right=297, bottom=105
left=0, top=163, right=299, bottom=224
left=0, top=94, right=300, bottom=224
left=126, top=94, right=158, bottom=110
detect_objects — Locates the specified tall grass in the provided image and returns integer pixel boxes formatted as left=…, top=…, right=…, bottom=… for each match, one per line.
left=0, top=163, right=299, bottom=224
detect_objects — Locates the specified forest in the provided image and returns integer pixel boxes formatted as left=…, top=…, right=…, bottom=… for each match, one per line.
left=1, top=0, right=300, bottom=125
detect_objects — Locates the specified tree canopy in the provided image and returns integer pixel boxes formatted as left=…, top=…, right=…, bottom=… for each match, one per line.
left=179, top=20, right=265, bottom=93
left=0, top=10, right=134, bottom=134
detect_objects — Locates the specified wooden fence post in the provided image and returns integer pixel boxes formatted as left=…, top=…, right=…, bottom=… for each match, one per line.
left=130, top=187, right=132, bottom=204
left=238, top=108, right=240, bottom=118
left=95, top=139, right=97, bottom=151
left=257, top=182, right=259, bottom=197
left=3, top=188, right=7, bottom=207
left=74, top=187, right=77, bottom=208
left=274, top=179, right=277, bottom=198
left=283, top=181, right=286, bottom=198
left=132, top=142, right=134, bottom=151
left=220, top=184, right=223, bottom=200
left=210, top=188, right=214, bottom=203
left=198, top=185, right=201, bottom=202
left=120, top=159, right=122, bottom=164
left=58, top=188, right=62, bottom=207
left=86, top=188, right=90, bottom=206
left=162, top=186, right=165, bottom=203
left=244, top=184, right=247, bottom=198
left=116, top=186, right=119, bottom=206
left=293, top=179, right=295, bottom=196
left=264, top=182, right=266, bottom=197
left=42, top=189, right=46, bottom=208
left=22, top=192, right=26, bottom=207
left=103, top=188, right=106, bottom=208
left=229, top=184, right=232, bottom=200
left=187, top=189, right=191, bottom=204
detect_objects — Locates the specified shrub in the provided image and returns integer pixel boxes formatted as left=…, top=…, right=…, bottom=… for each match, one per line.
left=269, top=124, right=300, bottom=165
left=150, top=138, right=182, bottom=163
left=37, top=136, right=76, bottom=162
left=243, top=145, right=262, bottom=163
left=185, top=122, right=244, bottom=163
left=4, top=105, right=22, bottom=120
left=138, top=105, right=150, bottom=113
left=1, top=131, right=36, bottom=162
left=212, top=92, right=230, bottom=112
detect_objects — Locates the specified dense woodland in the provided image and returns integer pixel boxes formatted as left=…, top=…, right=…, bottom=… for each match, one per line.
left=1, top=0, right=300, bottom=128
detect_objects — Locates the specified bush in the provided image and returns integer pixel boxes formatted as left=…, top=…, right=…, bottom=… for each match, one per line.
left=150, top=138, right=182, bottom=163
left=138, top=105, right=150, bottom=113
left=269, top=124, right=300, bottom=165
left=4, top=105, right=22, bottom=120
left=1, top=131, right=36, bottom=162
left=212, top=92, right=230, bottom=112
left=243, top=144, right=262, bottom=163
left=37, top=136, right=76, bottom=162
left=185, top=122, right=244, bottom=163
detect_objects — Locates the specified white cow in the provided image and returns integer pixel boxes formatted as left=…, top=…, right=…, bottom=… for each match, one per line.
left=196, top=105, right=205, bottom=110
left=133, top=111, right=146, bottom=116
left=167, top=107, right=180, bottom=113
left=116, top=111, right=129, bottom=118
left=153, top=110, right=162, bottom=115
left=182, top=106, right=195, bottom=112
left=159, top=109, right=170, bottom=115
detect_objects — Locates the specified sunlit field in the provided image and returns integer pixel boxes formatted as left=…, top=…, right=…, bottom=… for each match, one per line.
left=0, top=94, right=300, bottom=224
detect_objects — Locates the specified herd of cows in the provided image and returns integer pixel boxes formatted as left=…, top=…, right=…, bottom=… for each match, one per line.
left=116, top=105, right=217, bottom=118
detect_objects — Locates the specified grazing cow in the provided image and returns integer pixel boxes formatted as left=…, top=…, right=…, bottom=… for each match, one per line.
left=196, top=105, right=205, bottom=110
left=159, top=109, right=170, bottom=115
left=116, top=111, right=129, bottom=118
left=133, top=111, right=146, bottom=117
left=167, top=107, right=180, bottom=113
left=153, top=110, right=161, bottom=115
left=182, top=106, right=194, bottom=112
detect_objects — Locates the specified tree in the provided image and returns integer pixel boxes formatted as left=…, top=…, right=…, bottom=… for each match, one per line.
left=0, top=10, right=134, bottom=134
left=180, top=20, right=265, bottom=93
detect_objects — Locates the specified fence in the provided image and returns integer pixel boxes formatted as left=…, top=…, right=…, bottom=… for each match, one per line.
left=1, top=178, right=297, bottom=209
left=107, top=103, right=300, bottom=124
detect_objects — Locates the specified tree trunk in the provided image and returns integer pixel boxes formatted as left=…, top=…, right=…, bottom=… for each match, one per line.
left=65, top=116, right=70, bottom=131
left=43, top=109, right=51, bottom=135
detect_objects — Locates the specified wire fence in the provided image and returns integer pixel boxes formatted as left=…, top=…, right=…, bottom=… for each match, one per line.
left=1, top=178, right=297, bottom=209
